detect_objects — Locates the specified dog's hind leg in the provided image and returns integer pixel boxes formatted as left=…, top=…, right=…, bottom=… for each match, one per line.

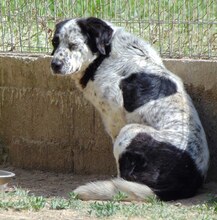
left=113, top=123, right=157, bottom=168
left=113, top=124, right=203, bottom=201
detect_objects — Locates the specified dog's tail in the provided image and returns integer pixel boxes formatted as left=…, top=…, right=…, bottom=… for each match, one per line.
left=73, top=178, right=155, bottom=201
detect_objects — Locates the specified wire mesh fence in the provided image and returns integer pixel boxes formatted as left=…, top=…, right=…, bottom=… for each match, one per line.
left=0, top=0, right=216, bottom=59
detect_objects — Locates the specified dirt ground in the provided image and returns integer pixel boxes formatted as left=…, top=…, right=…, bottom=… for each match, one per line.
left=0, top=166, right=217, bottom=220
left=2, top=166, right=109, bottom=198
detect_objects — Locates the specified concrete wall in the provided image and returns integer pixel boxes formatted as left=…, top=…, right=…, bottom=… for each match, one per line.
left=0, top=54, right=114, bottom=175
left=0, top=54, right=216, bottom=180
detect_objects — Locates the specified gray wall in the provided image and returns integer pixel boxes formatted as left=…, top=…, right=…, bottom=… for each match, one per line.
left=0, top=54, right=216, bottom=181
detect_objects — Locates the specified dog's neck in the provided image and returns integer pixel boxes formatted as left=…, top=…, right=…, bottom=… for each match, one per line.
left=79, top=26, right=121, bottom=89
left=79, top=48, right=111, bottom=89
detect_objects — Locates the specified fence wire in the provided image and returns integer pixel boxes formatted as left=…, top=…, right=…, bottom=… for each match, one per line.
left=0, top=0, right=216, bottom=59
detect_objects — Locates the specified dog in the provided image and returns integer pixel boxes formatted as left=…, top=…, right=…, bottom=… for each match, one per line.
left=51, top=17, right=209, bottom=201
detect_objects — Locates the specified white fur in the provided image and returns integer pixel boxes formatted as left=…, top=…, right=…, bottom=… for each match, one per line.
left=74, top=178, right=154, bottom=201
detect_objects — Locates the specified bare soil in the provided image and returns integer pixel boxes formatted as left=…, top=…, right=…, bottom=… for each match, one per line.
left=0, top=166, right=217, bottom=220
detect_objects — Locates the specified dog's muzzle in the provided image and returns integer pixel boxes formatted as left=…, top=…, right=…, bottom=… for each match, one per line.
left=51, top=59, right=64, bottom=74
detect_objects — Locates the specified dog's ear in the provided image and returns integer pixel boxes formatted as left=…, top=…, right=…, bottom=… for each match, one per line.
left=77, top=17, right=113, bottom=55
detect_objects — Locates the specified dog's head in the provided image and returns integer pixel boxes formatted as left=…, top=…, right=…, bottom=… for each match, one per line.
left=51, top=17, right=113, bottom=75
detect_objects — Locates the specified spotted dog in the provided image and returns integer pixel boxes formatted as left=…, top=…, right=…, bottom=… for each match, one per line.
left=51, top=17, right=209, bottom=201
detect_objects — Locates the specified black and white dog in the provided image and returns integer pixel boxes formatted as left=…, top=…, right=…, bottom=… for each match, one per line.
left=51, top=17, right=209, bottom=201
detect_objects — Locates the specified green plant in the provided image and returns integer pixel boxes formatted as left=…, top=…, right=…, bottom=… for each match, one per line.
left=50, top=198, right=70, bottom=210
left=0, top=189, right=46, bottom=211
left=88, top=201, right=120, bottom=217
left=68, top=192, right=79, bottom=201
left=28, top=196, right=46, bottom=211
left=206, top=195, right=217, bottom=212
left=112, top=191, right=128, bottom=201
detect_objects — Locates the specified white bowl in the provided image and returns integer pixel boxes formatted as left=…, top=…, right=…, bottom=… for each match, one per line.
left=0, top=170, right=15, bottom=185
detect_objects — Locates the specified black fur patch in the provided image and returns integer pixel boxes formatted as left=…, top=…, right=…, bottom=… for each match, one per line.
left=80, top=54, right=109, bottom=88
left=118, top=133, right=203, bottom=201
left=51, top=19, right=71, bottom=55
left=77, top=17, right=113, bottom=55
left=120, top=72, right=177, bottom=112
left=77, top=17, right=113, bottom=88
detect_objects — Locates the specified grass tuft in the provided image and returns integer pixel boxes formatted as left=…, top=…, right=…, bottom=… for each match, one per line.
left=206, top=195, right=217, bottom=212
left=50, top=198, right=70, bottom=210
left=112, top=191, right=128, bottom=202
left=0, top=188, right=46, bottom=211
left=68, top=192, right=79, bottom=201
left=88, top=201, right=120, bottom=217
